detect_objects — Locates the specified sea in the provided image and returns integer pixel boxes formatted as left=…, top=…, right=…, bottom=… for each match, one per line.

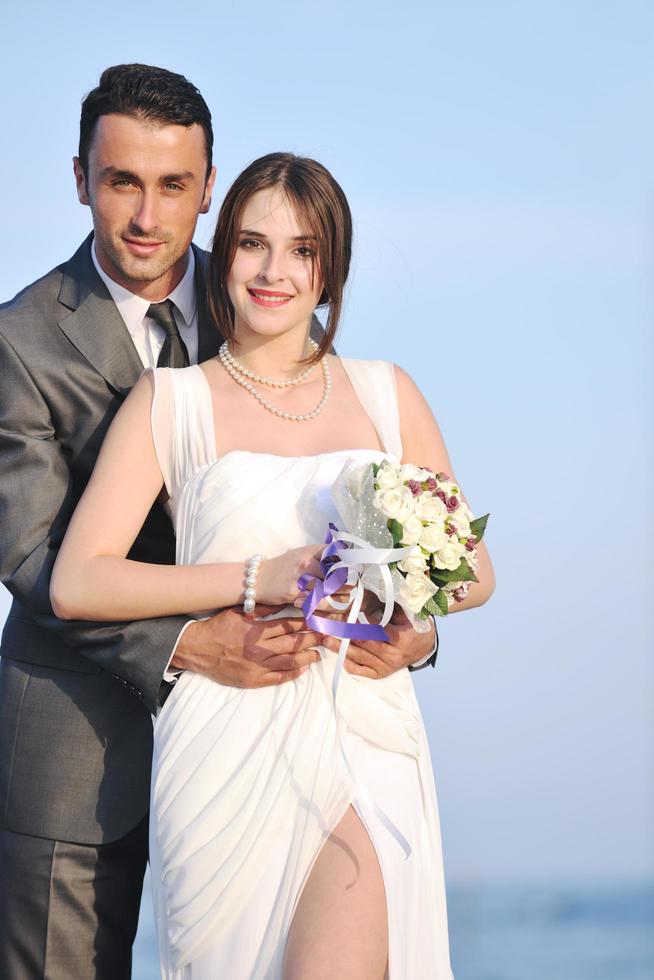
left=132, top=875, right=654, bottom=979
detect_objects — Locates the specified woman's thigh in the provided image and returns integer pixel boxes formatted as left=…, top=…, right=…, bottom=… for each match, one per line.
left=282, top=805, right=389, bottom=980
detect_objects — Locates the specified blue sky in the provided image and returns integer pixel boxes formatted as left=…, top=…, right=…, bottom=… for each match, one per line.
left=2, top=0, right=652, bottom=882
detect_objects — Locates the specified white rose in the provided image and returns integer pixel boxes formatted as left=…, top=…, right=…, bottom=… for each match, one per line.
left=375, top=486, right=414, bottom=522
left=399, top=573, right=438, bottom=614
left=433, top=538, right=466, bottom=571
left=400, top=514, right=424, bottom=545
left=414, top=494, right=447, bottom=521
left=399, top=463, right=427, bottom=483
left=450, top=515, right=471, bottom=538
left=458, top=500, right=474, bottom=522
left=398, top=553, right=429, bottom=575
left=418, top=521, right=448, bottom=553
left=375, top=463, right=402, bottom=491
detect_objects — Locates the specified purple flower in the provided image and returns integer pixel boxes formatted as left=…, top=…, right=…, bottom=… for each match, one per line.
left=436, top=472, right=450, bottom=482
left=426, top=477, right=438, bottom=492
left=407, top=479, right=422, bottom=497
left=446, top=496, right=459, bottom=512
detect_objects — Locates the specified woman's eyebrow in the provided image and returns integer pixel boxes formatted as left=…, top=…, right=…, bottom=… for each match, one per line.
left=239, top=229, right=317, bottom=241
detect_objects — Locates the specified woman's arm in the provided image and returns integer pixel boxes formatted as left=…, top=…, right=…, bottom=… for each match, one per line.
left=394, top=365, right=495, bottom=612
left=51, top=373, right=320, bottom=622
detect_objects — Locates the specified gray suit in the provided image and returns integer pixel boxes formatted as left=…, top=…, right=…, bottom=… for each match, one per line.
left=0, top=234, right=220, bottom=976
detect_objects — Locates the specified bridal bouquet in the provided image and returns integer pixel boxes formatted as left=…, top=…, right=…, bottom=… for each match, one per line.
left=370, top=459, right=488, bottom=619
left=300, top=459, right=488, bottom=646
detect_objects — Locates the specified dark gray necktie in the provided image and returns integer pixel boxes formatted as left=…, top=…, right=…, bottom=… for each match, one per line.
left=149, top=300, right=190, bottom=368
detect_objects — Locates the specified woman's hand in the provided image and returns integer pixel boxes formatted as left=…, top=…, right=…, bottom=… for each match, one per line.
left=256, top=545, right=324, bottom=606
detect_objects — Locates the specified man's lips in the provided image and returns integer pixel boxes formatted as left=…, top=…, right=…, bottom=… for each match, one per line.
left=122, top=238, right=166, bottom=256
left=247, top=288, right=294, bottom=308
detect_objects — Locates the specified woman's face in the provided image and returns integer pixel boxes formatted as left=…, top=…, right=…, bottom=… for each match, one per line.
left=226, top=186, right=323, bottom=344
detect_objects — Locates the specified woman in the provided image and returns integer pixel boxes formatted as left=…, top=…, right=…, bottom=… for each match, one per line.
left=52, top=153, right=494, bottom=979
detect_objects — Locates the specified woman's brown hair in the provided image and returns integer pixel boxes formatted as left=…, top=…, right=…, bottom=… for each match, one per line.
left=208, top=152, right=352, bottom=363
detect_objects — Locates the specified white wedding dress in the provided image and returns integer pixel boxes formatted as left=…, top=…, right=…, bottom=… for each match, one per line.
left=148, top=359, right=454, bottom=979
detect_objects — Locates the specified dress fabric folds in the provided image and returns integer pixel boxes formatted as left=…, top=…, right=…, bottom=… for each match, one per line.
left=148, top=360, right=454, bottom=979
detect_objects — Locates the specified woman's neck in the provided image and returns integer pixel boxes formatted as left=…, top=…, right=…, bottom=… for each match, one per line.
left=229, top=322, right=315, bottom=381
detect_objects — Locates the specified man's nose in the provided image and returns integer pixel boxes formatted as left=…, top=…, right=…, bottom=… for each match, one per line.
left=130, top=190, right=159, bottom=235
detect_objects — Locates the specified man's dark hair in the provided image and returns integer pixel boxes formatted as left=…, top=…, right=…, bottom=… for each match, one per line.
left=78, top=63, right=213, bottom=179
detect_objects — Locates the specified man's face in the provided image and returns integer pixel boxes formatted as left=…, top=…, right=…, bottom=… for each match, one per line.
left=74, top=113, right=216, bottom=298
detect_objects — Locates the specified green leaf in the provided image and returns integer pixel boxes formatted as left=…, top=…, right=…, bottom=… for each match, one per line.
left=371, top=462, right=380, bottom=479
left=431, top=559, right=478, bottom=585
left=423, top=595, right=441, bottom=616
left=388, top=518, right=404, bottom=547
left=469, top=513, right=489, bottom=542
left=434, top=590, right=450, bottom=616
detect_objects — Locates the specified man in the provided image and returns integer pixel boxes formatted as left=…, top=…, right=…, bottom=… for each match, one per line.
left=0, top=64, right=437, bottom=978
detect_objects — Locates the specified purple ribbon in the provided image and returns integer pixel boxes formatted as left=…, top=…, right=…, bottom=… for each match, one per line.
left=298, top=524, right=389, bottom=643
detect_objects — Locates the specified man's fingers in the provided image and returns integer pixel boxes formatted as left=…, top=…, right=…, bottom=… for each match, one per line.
left=252, top=613, right=316, bottom=637
left=256, top=665, right=311, bottom=687
left=263, top=631, right=324, bottom=655
left=323, top=633, right=386, bottom=658
left=342, top=645, right=383, bottom=670
left=344, top=660, right=378, bottom=679
left=264, top=649, right=321, bottom=672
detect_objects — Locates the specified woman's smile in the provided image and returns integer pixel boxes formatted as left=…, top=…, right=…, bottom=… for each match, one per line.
left=247, top=287, right=294, bottom=308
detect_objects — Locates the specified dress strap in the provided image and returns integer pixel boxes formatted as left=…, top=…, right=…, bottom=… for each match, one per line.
left=340, top=358, right=403, bottom=460
left=150, top=366, right=217, bottom=496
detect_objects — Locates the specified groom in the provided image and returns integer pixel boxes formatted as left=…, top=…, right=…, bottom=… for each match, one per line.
left=0, top=64, right=438, bottom=978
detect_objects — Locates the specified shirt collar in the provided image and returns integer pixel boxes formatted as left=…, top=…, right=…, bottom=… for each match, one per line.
left=91, top=239, right=197, bottom=338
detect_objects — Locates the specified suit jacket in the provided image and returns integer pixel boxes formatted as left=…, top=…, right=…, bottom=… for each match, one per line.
left=0, top=234, right=221, bottom=844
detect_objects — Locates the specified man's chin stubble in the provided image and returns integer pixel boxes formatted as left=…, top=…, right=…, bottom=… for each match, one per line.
left=109, top=246, right=180, bottom=287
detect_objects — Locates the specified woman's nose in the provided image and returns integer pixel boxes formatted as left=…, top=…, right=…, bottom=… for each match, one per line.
left=259, top=250, right=285, bottom=282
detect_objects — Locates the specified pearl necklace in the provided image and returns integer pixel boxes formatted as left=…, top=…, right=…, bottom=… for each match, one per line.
left=220, top=339, right=318, bottom=388
left=218, top=342, right=332, bottom=422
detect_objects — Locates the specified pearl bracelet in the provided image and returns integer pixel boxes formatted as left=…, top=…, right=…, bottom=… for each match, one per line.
left=243, top=554, right=263, bottom=615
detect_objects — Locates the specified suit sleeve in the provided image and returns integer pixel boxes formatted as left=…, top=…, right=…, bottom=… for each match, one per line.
left=407, top=617, right=438, bottom=671
left=0, top=331, right=188, bottom=714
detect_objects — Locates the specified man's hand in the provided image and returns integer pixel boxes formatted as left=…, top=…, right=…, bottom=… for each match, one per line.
left=171, top=606, right=322, bottom=687
left=323, top=605, right=435, bottom=679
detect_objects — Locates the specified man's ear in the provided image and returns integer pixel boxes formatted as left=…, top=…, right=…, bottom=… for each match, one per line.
left=200, top=166, right=217, bottom=215
left=73, top=157, right=90, bottom=205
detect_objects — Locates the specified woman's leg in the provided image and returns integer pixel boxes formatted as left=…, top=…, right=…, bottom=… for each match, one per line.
left=282, top=805, right=389, bottom=980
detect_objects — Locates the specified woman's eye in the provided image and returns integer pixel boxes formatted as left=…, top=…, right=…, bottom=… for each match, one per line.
left=294, top=245, right=314, bottom=258
left=239, top=239, right=263, bottom=249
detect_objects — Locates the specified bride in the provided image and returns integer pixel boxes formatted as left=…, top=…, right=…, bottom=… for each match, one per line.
left=51, top=152, right=494, bottom=979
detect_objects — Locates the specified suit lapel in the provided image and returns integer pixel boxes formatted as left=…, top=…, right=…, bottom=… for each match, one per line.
left=57, top=234, right=144, bottom=395
left=193, top=244, right=221, bottom=363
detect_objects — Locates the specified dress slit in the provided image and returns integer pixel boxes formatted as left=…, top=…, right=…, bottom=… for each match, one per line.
left=281, top=801, right=391, bottom=980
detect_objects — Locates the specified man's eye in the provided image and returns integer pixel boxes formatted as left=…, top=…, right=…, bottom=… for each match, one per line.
left=112, top=179, right=133, bottom=187
left=164, top=183, right=183, bottom=191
